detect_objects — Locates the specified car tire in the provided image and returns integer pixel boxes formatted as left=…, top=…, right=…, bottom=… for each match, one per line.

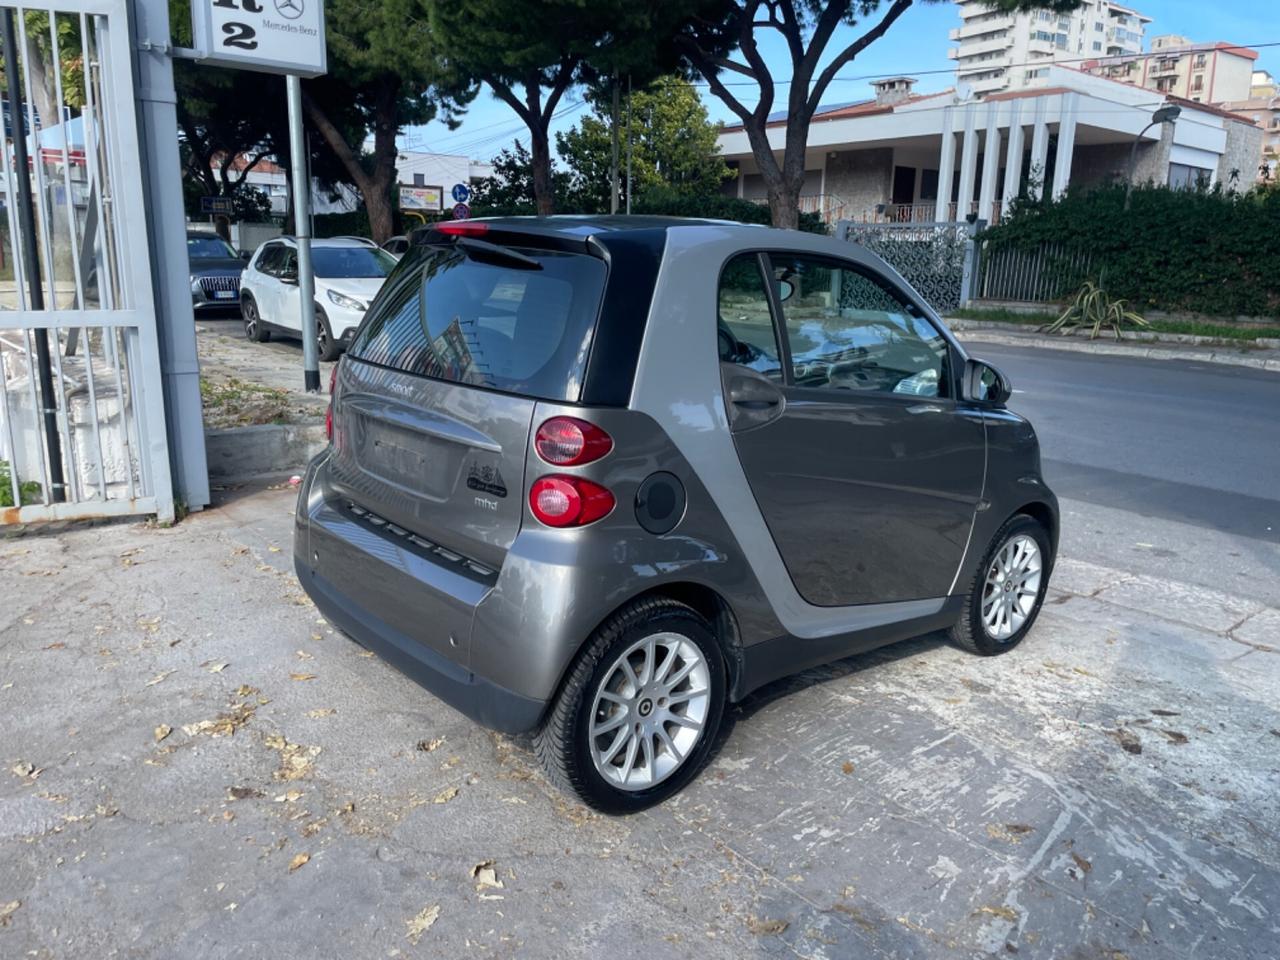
left=950, top=514, right=1052, bottom=656
left=242, top=296, right=269, bottom=343
left=534, top=597, right=727, bottom=814
left=316, top=307, right=342, bottom=362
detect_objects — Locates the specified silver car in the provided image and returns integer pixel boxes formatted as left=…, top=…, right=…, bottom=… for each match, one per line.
left=294, top=217, right=1058, bottom=813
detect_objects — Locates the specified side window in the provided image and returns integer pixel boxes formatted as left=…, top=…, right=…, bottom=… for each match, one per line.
left=770, top=254, right=949, bottom=398
left=255, top=243, right=282, bottom=276
left=279, top=249, right=298, bottom=281
left=717, top=253, right=782, bottom=381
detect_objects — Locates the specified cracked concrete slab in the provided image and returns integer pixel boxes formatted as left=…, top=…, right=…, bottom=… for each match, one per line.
left=1, top=484, right=1278, bottom=959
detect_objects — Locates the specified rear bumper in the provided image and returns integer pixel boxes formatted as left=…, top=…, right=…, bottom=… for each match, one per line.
left=293, top=455, right=547, bottom=734
left=294, top=561, right=545, bottom=733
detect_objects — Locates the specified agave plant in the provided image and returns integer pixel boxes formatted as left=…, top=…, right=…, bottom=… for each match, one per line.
left=1040, top=281, right=1150, bottom=340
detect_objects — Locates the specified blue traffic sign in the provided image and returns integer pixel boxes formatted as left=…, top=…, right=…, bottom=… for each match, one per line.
left=452, top=202, right=471, bottom=220
left=451, top=182, right=471, bottom=204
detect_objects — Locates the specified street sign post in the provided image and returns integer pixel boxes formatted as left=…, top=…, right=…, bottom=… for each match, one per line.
left=189, top=1, right=328, bottom=392
left=191, top=0, right=327, bottom=77
left=452, top=202, right=471, bottom=220
left=450, top=182, right=471, bottom=204
left=199, top=195, right=235, bottom=215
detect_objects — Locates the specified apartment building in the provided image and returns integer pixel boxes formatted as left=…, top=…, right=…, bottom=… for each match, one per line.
left=1225, top=71, right=1280, bottom=182
left=1082, top=35, right=1258, bottom=104
left=949, top=0, right=1149, bottom=95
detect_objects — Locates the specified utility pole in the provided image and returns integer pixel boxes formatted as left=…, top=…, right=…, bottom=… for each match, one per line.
left=286, top=75, right=320, bottom=393
left=1, top=9, right=65, bottom=503
left=625, top=75, right=633, bottom=215
left=610, top=73, right=620, bottom=215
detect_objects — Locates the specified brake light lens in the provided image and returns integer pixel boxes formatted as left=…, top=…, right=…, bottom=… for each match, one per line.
left=535, top=417, right=613, bottom=466
left=529, top=476, right=615, bottom=528
left=435, top=221, right=489, bottom=237
left=325, top=363, right=339, bottom=442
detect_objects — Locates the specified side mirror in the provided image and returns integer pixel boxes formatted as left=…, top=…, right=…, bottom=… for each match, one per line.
left=239, top=250, right=252, bottom=261
left=964, top=358, right=1012, bottom=405
left=280, top=274, right=299, bottom=285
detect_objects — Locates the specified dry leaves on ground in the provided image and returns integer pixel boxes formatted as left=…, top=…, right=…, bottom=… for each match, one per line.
left=405, top=904, right=440, bottom=945
left=10, top=762, right=39, bottom=780
left=205, top=661, right=230, bottom=673
left=182, top=703, right=256, bottom=738
left=974, top=905, right=1018, bottom=921
left=305, top=708, right=335, bottom=719
left=288, top=852, right=310, bottom=873
left=0, top=900, right=19, bottom=927
left=470, top=860, right=504, bottom=891
left=145, top=670, right=175, bottom=687
left=290, top=672, right=317, bottom=682
left=416, top=738, right=445, bottom=752
left=432, top=786, right=458, bottom=804
left=746, top=916, right=789, bottom=936
left=265, top=733, right=321, bottom=781
left=154, top=724, right=172, bottom=743
left=274, top=789, right=304, bottom=803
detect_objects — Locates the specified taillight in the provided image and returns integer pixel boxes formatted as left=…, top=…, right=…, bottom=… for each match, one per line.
left=535, top=417, right=612, bottom=466
left=529, top=476, right=615, bottom=528
left=325, top=363, right=339, bottom=442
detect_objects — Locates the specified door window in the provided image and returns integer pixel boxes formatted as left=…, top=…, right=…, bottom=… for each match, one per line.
left=279, top=249, right=298, bottom=282
left=255, top=243, right=284, bottom=276
left=769, top=254, right=949, bottom=397
left=717, top=253, right=782, bottom=380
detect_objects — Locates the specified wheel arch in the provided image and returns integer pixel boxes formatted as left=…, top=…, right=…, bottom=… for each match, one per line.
left=541, top=580, right=746, bottom=725
left=1013, top=499, right=1058, bottom=556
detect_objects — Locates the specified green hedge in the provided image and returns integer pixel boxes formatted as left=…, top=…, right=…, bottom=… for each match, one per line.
left=630, top=187, right=828, bottom=234
left=981, top=183, right=1280, bottom=317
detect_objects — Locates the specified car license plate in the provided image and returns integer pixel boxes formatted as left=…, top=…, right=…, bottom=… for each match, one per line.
left=213, top=290, right=235, bottom=300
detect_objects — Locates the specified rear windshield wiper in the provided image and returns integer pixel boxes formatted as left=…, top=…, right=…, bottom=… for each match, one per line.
left=455, top=236, right=543, bottom=271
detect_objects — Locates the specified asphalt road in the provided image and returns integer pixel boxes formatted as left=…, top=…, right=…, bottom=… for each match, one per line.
left=970, top=341, right=1280, bottom=605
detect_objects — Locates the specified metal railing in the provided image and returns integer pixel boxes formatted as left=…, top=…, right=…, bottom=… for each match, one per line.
left=0, top=0, right=172, bottom=523
left=836, top=218, right=984, bottom=314
left=974, top=241, right=1095, bottom=303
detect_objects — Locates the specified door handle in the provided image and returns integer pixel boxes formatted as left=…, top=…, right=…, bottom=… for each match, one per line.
left=727, top=376, right=782, bottom=409
left=907, top=403, right=944, bottom=415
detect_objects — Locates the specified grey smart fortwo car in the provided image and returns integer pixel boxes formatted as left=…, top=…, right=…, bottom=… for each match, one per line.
left=294, top=216, right=1058, bottom=813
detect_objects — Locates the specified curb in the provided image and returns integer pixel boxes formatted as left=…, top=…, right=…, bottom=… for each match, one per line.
left=951, top=327, right=1280, bottom=373
left=205, top=423, right=327, bottom=481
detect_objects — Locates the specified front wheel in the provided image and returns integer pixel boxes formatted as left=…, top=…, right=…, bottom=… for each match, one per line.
left=315, top=307, right=342, bottom=362
left=534, top=598, right=726, bottom=814
left=242, top=296, right=269, bottom=342
left=950, top=514, right=1052, bottom=655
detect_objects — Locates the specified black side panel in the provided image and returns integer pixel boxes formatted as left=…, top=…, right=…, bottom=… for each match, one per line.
left=580, top=229, right=668, bottom=406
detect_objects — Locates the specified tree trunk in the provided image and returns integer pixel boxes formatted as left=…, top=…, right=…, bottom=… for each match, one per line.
left=765, top=176, right=801, bottom=230
left=530, top=127, right=555, bottom=216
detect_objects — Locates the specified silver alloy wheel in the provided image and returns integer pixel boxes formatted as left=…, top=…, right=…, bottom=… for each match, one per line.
left=588, top=631, right=711, bottom=792
left=982, top=533, right=1043, bottom=640
left=243, top=301, right=257, bottom=339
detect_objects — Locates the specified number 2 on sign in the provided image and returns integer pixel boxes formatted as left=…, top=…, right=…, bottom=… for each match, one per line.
left=220, top=22, right=258, bottom=50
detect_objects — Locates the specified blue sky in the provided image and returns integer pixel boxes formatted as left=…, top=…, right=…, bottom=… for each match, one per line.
left=404, top=1, right=1280, bottom=162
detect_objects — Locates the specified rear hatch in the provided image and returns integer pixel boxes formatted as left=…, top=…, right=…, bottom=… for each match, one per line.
left=326, top=237, right=607, bottom=570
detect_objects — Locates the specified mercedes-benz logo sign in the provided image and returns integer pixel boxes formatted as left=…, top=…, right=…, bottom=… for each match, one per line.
left=274, top=0, right=304, bottom=20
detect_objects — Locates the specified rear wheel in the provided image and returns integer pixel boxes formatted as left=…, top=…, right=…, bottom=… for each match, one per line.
left=535, top=597, right=726, bottom=814
left=950, top=514, right=1051, bottom=655
left=242, top=296, right=269, bottom=342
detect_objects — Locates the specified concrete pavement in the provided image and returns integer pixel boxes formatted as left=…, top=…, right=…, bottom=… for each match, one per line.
left=1, top=482, right=1277, bottom=959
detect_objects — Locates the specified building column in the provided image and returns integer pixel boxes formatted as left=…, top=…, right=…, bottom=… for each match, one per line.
left=1001, top=99, right=1025, bottom=211
left=977, top=101, right=1001, bottom=224
left=1051, top=92, right=1079, bottom=199
left=956, top=105, right=979, bottom=220
left=1028, top=97, right=1050, bottom=200
left=737, top=167, right=744, bottom=199
left=934, top=106, right=956, bottom=222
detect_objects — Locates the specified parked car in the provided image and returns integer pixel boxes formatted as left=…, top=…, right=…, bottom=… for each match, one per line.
left=293, top=217, right=1058, bottom=813
left=187, top=231, right=248, bottom=313
left=239, top=237, right=396, bottom=361
left=382, top=235, right=409, bottom=259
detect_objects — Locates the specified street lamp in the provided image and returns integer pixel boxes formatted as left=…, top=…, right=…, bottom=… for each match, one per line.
left=1125, top=104, right=1181, bottom=210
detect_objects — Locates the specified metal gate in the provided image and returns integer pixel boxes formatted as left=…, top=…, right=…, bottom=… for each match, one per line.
left=0, top=0, right=172, bottom=523
left=835, top=219, right=983, bottom=315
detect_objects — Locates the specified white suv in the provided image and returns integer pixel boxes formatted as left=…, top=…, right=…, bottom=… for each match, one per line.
left=239, top=237, right=396, bottom=360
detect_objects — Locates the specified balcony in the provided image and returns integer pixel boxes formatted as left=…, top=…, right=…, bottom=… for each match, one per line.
left=958, top=35, right=1013, bottom=58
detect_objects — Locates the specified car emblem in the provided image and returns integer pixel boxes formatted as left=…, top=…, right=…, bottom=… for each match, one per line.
left=466, top=462, right=508, bottom=498
left=274, top=0, right=304, bottom=20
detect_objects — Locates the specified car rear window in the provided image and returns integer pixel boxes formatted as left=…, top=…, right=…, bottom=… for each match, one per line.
left=348, top=244, right=606, bottom=401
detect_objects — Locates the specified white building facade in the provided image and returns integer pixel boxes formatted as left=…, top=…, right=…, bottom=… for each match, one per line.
left=717, top=68, right=1263, bottom=225
left=950, top=0, right=1149, bottom=95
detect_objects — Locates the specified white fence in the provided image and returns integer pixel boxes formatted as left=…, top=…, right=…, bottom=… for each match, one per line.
left=0, top=0, right=172, bottom=522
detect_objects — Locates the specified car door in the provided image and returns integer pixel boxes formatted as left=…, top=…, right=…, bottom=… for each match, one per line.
left=248, top=242, right=283, bottom=324
left=718, top=251, right=986, bottom=607
left=275, top=246, right=302, bottom=332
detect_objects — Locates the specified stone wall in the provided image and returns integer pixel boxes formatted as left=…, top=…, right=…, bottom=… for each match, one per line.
left=1218, top=119, right=1265, bottom=187
left=823, top=148, right=893, bottom=219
